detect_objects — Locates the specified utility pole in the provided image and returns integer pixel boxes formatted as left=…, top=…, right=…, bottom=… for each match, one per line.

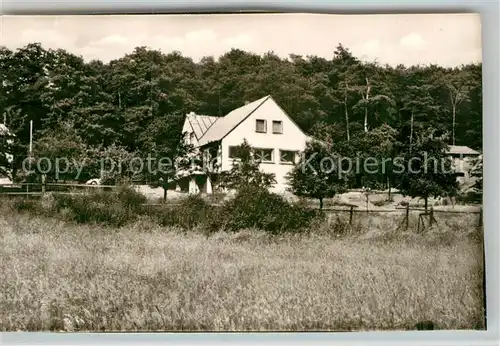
left=29, top=120, right=33, bottom=154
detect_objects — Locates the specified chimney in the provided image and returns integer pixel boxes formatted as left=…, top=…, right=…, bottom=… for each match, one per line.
left=188, top=111, right=196, bottom=116
left=244, top=100, right=250, bottom=105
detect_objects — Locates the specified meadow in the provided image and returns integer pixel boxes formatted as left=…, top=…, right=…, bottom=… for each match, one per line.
left=0, top=208, right=485, bottom=331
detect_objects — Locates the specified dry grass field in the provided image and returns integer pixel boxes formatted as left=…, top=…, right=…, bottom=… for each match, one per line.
left=0, top=210, right=485, bottom=332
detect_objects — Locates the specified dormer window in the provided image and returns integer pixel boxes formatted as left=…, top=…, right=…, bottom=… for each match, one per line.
left=255, top=119, right=267, bottom=133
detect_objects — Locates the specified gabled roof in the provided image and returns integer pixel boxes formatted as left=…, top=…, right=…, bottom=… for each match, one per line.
left=198, top=95, right=270, bottom=146
left=186, top=114, right=219, bottom=140
left=446, top=145, right=480, bottom=155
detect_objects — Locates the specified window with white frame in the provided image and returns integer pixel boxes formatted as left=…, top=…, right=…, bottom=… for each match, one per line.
left=280, top=150, right=297, bottom=164
left=254, top=148, right=274, bottom=163
left=272, top=120, right=283, bottom=134
left=255, top=119, right=267, bottom=133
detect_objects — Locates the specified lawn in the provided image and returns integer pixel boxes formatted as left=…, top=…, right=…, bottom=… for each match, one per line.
left=0, top=212, right=485, bottom=331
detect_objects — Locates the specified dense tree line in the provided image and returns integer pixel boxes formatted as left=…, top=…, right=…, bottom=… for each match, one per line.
left=0, top=43, right=482, bottom=185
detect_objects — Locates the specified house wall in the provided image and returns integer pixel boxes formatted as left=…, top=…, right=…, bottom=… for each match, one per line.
left=221, top=99, right=308, bottom=192
left=201, top=144, right=222, bottom=172
left=449, top=154, right=479, bottom=185
left=180, top=119, right=223, bottom=194
left=182, top=118, right=199, bottom=147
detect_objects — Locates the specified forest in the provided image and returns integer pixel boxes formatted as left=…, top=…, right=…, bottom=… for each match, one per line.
left=0, top=42, right=482, bottom=185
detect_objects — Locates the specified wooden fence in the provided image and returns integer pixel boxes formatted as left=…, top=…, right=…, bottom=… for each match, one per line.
left=319, top=204, right=482, bottom=232
left=0, top=182, right=115, bottom=196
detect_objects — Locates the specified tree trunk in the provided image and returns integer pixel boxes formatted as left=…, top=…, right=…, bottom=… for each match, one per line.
left=344, top=91, right=350, bottom=141
left=364, top=77, right=371, bottom=133
left=149, top=75, right=153, bottom=116
left=41, top=174, right=46, bottom=195
left=387, top=176, right=391, bottom=201
left=452, top=104, right=456, bottom=145
left=163, top=178, right=168, bottom=201
left=319, top=198, right=324, bottom=210
left=410, top=109, right=414, bottom=154
left=364, top=107, right=369, bottom=133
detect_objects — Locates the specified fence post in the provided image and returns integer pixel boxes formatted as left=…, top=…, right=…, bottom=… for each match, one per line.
left=405, top=204, right=410, bottom=230
left=429, top=206, right=434, bottom=226
left=349, top=206, right=354, bottom=225
left=478, top=206, right=483, bottom=228
left=41, top=174, right=46, bottom=195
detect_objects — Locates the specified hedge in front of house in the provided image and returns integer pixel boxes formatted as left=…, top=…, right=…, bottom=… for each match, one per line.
left=206, top=186, right=321, bottom=234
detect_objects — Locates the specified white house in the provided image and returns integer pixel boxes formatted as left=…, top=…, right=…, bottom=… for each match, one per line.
left=176, top=95, right=310, bottom=194
left=445, top=145, right=481, bottom=186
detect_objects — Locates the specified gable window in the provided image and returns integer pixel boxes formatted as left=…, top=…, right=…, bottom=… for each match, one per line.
left=255, top=119, right=267, bottom=133
left=280, top=150, right=297, bottom=164
left=254, top=148, right=274, bottom=163
left=272, top=121, right=283, bottom=134
left=228, top=146, right=239, bottom=159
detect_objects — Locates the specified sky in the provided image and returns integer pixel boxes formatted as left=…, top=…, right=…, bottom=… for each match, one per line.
left=0, top=13, right=482, bottom=67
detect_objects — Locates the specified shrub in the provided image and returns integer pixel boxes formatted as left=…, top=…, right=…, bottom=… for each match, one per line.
left=203, top=192, right=225, bottom=205
left=12, top=198, right=43, bottom=215
left=176, top=195, right=213, bottom=230
left=209, top=186, right=320, bottom=234
left=171, top=195, right=213, bottom=230
left=7, top=185, right=319, bottom=233
left=50, top=185, right=146, bottom=227
left=115, top=185, right=147, bottom=208
left=457, top=191, right=482, bottom=205
left=144, top=195, right=214, bottom=231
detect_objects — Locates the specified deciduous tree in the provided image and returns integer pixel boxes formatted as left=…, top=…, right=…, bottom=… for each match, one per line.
left=219, top=139, right=276, bottom=191
left=287, top=140, right=347, bottom=209
left=396, top=127, right=458, bottom=211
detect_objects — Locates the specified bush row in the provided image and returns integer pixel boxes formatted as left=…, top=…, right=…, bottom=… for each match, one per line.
left=8, top=185, right=322, bottom=234
left=144, top=186, right=321, bottom=234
